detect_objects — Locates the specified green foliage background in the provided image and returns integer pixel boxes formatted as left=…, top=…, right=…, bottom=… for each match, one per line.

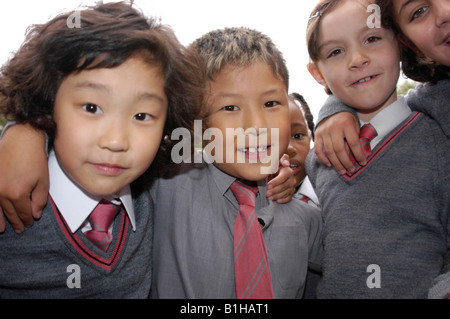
left=0, top=116, right=6, bottom=134
left=397, top=79, right=418, bottom=96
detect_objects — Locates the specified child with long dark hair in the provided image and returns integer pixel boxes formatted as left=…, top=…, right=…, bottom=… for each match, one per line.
left=0, top=1, right=203, bottom=298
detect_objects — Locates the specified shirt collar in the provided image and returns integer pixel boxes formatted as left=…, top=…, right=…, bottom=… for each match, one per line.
left=48, top=151, right=136, bottom=233
left=207, top=163, right=267, bottom=197
left=207, top=163, right=274, bottom=229
left=360, top=96, right=412, bottom=148
left=294, top=176, right=320, bottom=206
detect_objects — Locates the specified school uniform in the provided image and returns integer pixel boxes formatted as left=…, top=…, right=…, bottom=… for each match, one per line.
left=316, top=79, right=450, bottom=139
left=0, top=151, right=154, bottom=298
left=307, top=97, right=450, bottom=298
left=405, top=79, right=450, bottom=138
left=150, top=162, right=323, bottom=299
left=293, top=176, right=320, bottom=209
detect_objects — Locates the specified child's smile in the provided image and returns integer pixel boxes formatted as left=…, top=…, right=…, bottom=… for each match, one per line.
left=205, top=62, right=290, bottom=181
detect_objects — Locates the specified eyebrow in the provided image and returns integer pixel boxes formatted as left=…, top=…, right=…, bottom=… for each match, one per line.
left=398, top=0, right=417, bottom=16
left=73, top=81, right=110, bottom=93
left=214, top=88, right=286, bottom=100
left=318, top=24, right=381, bottom=52
left=261, top=88, right=286, bottom=98
left=74, top=81, right=166, bottom=103
left=291, top=122, right=308, bottom=130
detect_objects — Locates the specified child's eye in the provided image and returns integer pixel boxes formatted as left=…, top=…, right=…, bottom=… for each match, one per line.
left=134, top=113, right=152, bottom=121
left=411, top=6, right=428, bottom=21
left=292, top=133, right=305, bottom=140
left=327, top=49, right=344, bottom=58
left=365, top=36, right=381, bottom=44
left=222, top=105, right=239, bottom=111
left=82, top=103, right=103, bottom=114
left=264, top=101, right=280, bottom=108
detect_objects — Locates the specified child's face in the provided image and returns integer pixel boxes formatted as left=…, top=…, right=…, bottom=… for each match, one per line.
left=287, top=101, right=311, bottom=187
left=394, top=0, right=450, bottom=66
left=308, top=0, right=400, bottom=122
left=53, top=57, right=168, bottom=197
left=205, top=62, right=290, bottom=181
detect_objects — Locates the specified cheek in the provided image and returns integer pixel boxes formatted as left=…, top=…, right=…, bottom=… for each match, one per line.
left=277, top=126, right=291, bottom=155
left=53, top=120, right=84, bottom=153
left=132, top=130, right=164, bottom=169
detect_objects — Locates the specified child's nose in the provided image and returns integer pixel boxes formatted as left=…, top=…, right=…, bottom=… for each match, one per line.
left=348, top=48, right=370, bottom=69
left=434, top=1, right=450, bottom=26
left=98, top=123, right=130, bottom=152
left=287, top=143, right=297, bottom=158
left=243, top=106, right=267, bottom=132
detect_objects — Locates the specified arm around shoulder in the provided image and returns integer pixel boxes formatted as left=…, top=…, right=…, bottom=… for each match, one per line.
left=405, top=80, right=450, bottom=138
left=316, top=95, right=358, bottom=129
left=0, top=123, right=48, bottom=233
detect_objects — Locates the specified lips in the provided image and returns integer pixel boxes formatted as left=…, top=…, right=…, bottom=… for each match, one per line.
left=91, top=163, right=125, bottom=176
left=237, top=145, right=271, bottom=161
left=442, top=32, right=450, bottom=46
left=351, top=74, right=378, bottom=86
left=289, top=158, right=302, bottom=175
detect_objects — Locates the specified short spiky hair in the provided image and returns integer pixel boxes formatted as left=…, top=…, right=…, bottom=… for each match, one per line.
left=190, top=27, right=289, bottom=89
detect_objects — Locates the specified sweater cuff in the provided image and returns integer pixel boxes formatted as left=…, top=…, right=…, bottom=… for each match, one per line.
left=316, top=95, right=358, bottom=130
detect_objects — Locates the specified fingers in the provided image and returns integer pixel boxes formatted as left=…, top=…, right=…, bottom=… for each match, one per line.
left=0, top=207, right=5, bottom=233
left=314, top=112, right=366, bottom=174
left=279, top=153, right=290, bottom=168
left=314, top=136, right=332, bottom=168
left=0, top=198, right=25, bottom=234
left=274, top=190, right=295, bottom=204
left=31, top=178, right=49, bottom=220
left=345, top=122, right=367, bottom=168
left=320, top=131, right=347, bottom=174
left=266, top=161, right=296, bottom=203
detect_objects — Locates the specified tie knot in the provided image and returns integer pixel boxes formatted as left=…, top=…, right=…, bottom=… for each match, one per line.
left=89, top=200, right=120, bottom=232
left=360, top=123, right=377, bottom=142
left=230, top=180, right=258, bottom=208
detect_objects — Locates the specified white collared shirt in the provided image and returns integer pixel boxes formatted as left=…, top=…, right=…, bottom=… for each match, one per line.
left=361, top=97, right=412, bottom=149
left=48, top=151, right=136, bottom=233
left=293, top=176, right=320, bottom=208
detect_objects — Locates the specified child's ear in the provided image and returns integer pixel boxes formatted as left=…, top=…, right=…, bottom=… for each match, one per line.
left=307, top=62, right=330, bottom=92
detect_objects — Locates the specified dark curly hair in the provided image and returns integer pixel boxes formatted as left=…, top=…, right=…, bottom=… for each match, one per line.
left=377, top=0, right=450, bottom=83
left=0, top=1, right=204, bottom=174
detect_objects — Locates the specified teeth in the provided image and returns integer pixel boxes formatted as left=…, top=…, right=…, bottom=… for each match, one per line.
left=358, top=76, right=372, bottom=84
left=239, top=146, right=268, bottom=153
left=257, top=147, right=267, bottom=153
left=290, top=164, right=298, bottom=169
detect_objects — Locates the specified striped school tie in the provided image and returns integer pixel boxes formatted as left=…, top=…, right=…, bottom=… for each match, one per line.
left=350, top=123, right=378, bottom=166
left=84, top=200, right=120, bottom=252
left=230, top=180, right=274, bottom=299
left=300, top=195, right=310, bottom=204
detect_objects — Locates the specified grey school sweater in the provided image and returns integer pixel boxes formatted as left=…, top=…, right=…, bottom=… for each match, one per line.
left=306, top=111, right=450, bottom=299
left=317, top=79, right=450, bottom=138
left=0, top=187, right=154, bottom=298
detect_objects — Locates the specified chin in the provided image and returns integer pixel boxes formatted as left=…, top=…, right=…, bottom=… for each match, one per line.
left=229, top=166, right=272, bottom=182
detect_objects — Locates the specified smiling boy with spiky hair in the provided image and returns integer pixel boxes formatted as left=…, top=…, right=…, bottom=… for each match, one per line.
left=150, top=27, right=322, bottom=299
